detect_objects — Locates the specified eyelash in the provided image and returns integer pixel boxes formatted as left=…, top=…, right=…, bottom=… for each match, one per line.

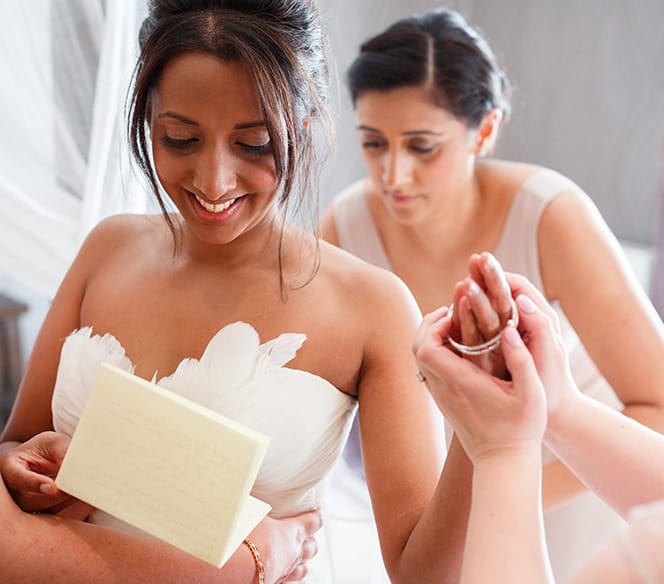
left=411, top=145, right=438, bottom=154
left=239, top=142, right=272, bottom=157
left=160, top=135, right=271, bottom=157
left=160, top=135, right=197, bottom=149
left=361, top=141, right=439, bottom=155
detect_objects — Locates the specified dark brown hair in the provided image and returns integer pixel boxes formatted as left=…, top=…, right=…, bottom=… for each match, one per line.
left=348, top=8, right=511, bottom=129
left=128, top=0, right=332, bottom=259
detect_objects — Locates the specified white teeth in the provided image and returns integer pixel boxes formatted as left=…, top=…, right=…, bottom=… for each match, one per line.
left=194, top=195, right=236, bottom=213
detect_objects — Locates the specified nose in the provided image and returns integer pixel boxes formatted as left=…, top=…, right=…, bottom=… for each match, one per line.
left=382, top=149, right=413, bottom=189
left=192, top=144, right=237, bottom=201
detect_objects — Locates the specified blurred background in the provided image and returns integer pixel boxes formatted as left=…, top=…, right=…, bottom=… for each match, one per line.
left=1, top=0, right=663, bottom=428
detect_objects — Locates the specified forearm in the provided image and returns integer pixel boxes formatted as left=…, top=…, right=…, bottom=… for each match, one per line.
left=391, top=436, right=472, bottom=584
left=546, top=395, right=664, bottom=516
left=541, top=458, right=588, bottom=511
left=462, top=446, right=553, bottom=584
left=5, top=511, right=258, bottom=584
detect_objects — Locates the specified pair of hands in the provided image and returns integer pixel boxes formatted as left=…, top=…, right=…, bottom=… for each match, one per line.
left=413, top=253, right=578, bottom=464
left=0, top=432, right=321, bottom=584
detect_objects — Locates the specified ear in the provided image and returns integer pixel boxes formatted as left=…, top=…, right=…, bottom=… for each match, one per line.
left=474, top=109, right=503, bottom=157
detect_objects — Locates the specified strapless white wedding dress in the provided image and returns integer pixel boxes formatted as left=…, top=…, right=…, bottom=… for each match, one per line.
left=52, top=322, right=357, bottom=583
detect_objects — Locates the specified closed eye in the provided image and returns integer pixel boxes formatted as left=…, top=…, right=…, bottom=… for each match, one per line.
left=160, top=135, right=197, bottom=149
left=410, top=144, right=439, bottom=154
left=237, top=142, right=272, bottom=157
left=361, top=141, right=385, bottom=149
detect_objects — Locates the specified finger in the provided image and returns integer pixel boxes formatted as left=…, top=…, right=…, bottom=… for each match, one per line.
left=40, top=431, right=71, bottom=464
left=54, top=500, right=95, bottom=521
left=421, top=304, right=449, bottom=325
left=500, top=325, right=545, bottom=400
left=461, top=280, right=502, bottom=340
left=285, top=562, right=309, bottom=582
left=514, top=294, right=563, bottom=372
left=301, top=536, right=318, bottom=561
left=3, top=457, right=60, bottom=495
left=416, top=322, right=482, bottom=393
left=301, top=508, right=323, bottom=536
left=457, top=295, right=485, bottom=345
left=505, top=273, right=559, bottom=328
left=468, top=253, right=487, bottom=291
left=413, top=306, right=450, bottom=354
left=478, top=253, right=513, bottom=325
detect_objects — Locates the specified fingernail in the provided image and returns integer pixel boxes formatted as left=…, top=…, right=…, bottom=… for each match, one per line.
left=516, top=294, right=536, bottom=314
left=486, top=254, right=498, bottom=271
left=503, top=326, right=522, bottom=346
left=468, top=279, right=480, bottom=295
left=40, top=483, right=55, bottom=495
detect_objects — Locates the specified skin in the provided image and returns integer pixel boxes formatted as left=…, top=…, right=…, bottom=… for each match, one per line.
left=0, top=53, right=470, bottom=583
left=320, top=84, right=664, bottom=511
left=415, top=264, right=664, bottom=584
left=0, top=470, right=320, bottom=584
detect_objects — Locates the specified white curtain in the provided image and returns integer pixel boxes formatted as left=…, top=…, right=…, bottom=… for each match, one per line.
left=0, top=0, right=147, bottom=300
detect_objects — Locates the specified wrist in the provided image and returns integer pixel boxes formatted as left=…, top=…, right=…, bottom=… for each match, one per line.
left=243, top=538, right=265, bottom=584
left=544, top=393, right=587, bottom=447
left=473, top=441, right=542, bottom=469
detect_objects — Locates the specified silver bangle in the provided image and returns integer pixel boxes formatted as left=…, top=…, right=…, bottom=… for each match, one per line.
left=446, top=297, right=519, bottom=356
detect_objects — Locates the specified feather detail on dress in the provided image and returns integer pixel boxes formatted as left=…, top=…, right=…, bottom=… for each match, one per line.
left=252, top=333, right=307, bottom=377
left=158, top=321, right=260, bottom=405
left=52, top=327, right=134, bottom=435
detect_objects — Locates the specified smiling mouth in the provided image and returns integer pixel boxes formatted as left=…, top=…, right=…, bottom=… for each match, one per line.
left=192, top=193, right=237, bottom=213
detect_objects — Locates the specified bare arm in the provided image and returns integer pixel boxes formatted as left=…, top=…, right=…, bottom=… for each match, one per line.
left=509, top=273, right=664, bottom=516
left=413, top=303, right=554, bottom=584
left=0, top=216, right=321, bottom=582
left=0, top=474, right=261, bottom=584
left=353, top=268, right=471, bottom=584
left=538, top=190, right=664, bottom=510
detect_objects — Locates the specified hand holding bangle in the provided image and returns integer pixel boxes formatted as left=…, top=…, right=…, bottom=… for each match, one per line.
left=446, top=297, right=519, bottom=356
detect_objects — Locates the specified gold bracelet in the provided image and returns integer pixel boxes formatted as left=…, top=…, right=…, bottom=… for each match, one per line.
left=243, top=538, right=265, bottom=584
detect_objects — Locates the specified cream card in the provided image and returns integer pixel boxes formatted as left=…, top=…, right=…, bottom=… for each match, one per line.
left=55, top=362, right=271, bottom=567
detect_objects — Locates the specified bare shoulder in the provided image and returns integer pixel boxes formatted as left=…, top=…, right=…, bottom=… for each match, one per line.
left=60, top=213, right=169, bottom=291
left=317, top=240, right=421, bottom=323
left=478, top=159, right=548, bottom=193
left=84, top=213, right=164, bottom=246
left=539, top=180, right=607, bottom=242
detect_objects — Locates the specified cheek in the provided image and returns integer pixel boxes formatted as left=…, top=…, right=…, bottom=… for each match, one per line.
left=250, top=161, right=279, bottom=192
left=361, top=151, right=384, bottom=178
left=151, top=146, right=186, bottom=187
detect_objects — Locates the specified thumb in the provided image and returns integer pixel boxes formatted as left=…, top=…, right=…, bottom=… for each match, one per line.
left=501, top=325, right=542, bottom=397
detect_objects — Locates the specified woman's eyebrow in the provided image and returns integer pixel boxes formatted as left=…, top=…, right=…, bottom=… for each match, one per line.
left=158, top=112, right=199, bottom=126
left=356, top=124, right=444, bottom=137
left=401, top=130, right=445, bottom=137
left=157, top=114, right=266, bottom=131
left=234, top=121, right=267, bottom=130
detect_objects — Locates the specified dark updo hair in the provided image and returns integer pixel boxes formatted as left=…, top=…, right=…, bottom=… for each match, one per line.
left=348, top=8, right=511, bottom=129
left=128, top=0, right=332, bottom=246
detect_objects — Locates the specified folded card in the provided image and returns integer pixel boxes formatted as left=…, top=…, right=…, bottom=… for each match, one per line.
left=55, top=362, right=271, bottom=567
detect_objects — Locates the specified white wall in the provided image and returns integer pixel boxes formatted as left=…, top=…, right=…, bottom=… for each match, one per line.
left=318, top=0, right=664, bottom=245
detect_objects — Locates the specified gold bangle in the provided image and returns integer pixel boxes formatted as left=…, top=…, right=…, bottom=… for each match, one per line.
left=243, top=538, right=265, bottom=584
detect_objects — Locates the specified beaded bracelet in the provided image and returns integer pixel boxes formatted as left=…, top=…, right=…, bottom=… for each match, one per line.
left=446, top=297, right=519, bottom=356
left=243, top=538, right=265, bottom=584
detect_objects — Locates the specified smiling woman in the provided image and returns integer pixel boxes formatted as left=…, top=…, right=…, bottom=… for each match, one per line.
left=0, top=2, right=477, bottom=583
left=149, top=55, right=280, bottom=249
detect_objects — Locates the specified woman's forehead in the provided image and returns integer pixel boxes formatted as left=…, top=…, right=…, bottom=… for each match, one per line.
left=154, top=52, right=264, bottom=123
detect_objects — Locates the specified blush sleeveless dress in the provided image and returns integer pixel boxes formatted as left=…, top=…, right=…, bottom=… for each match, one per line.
left=328, top=170, right=628, bottom=582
